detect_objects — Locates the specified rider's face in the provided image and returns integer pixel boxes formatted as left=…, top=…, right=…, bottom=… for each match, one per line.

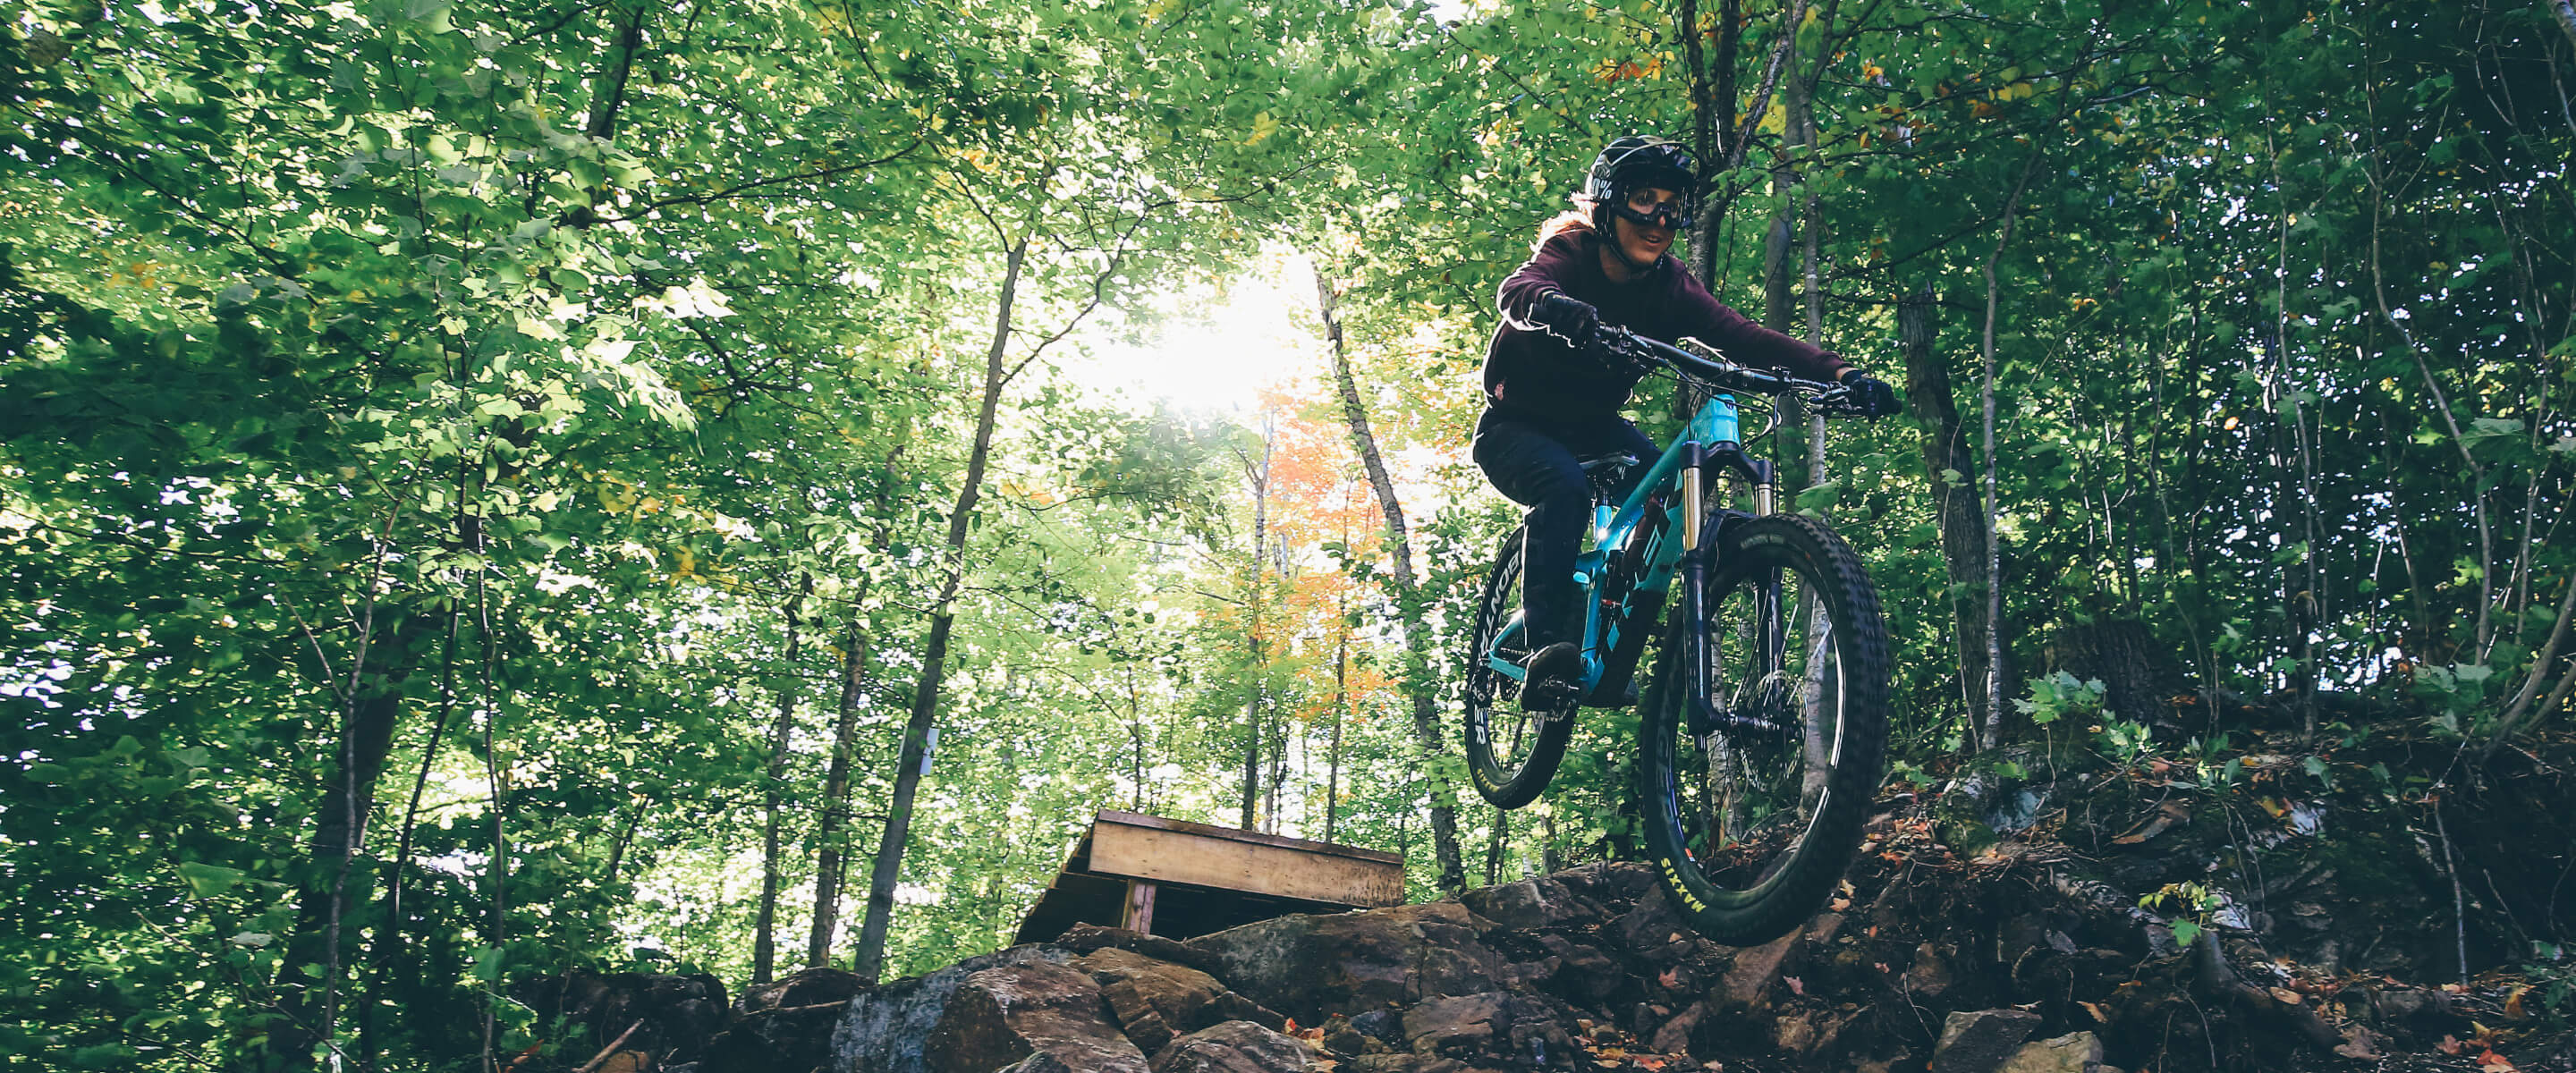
left=1613, top=186, right=1682, bottom=266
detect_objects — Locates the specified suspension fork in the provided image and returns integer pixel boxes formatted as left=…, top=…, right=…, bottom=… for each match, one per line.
left=1679, top=443, right=1788, bottom=739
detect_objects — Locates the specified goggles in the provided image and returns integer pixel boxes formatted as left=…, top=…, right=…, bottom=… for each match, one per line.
left=1607, top=197, right=1694, bottom=232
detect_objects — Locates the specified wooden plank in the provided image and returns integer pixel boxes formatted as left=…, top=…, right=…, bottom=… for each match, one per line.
left=1088, top=818, right=1404, bottom=908
left=1121, top=880, right=1157, bottom=935
left=1095, top=810, right=1402, bottom=865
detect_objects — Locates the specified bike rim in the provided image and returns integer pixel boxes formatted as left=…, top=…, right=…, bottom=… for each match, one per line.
left=1657, top=550, right=1845, bottom=900
left=1470, top=542, right=1549, bottom=781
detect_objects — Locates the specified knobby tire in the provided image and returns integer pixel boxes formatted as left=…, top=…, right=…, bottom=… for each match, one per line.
left=1463, top=527, right=1576, bottom=809
left=1638, top=513, right=1889, bottom=946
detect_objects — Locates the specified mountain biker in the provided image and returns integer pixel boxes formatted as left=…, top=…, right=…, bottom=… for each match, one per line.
left=1474, top=135, right=1900, bottom=699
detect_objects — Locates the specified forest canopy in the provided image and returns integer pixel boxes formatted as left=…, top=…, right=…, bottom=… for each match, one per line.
left=2, top=0, right=2569, bottom=1068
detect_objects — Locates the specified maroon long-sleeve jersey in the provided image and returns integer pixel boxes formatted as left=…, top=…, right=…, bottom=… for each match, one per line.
left=1482, top=222, right=1851, bottom=422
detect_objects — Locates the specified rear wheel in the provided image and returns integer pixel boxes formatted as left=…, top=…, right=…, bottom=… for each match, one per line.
left=1463, top=528, right=1575, bottom=809
left=1638, top=513, right=1888, bottom=945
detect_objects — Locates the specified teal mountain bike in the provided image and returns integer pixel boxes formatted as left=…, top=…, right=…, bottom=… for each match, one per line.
left=1462, top=327, right=1892, bottom=945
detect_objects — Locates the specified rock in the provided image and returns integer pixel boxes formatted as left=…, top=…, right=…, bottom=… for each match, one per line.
left=1649, top=1001, right=1703, bottom=1055
left=734, top=967, right=865, bottom=1015
left=1531, top=934, right=1620, bottom=995
left=1345, top=1056, right=1471, bottom=1073
left=1073, top=947, right=1227, bottom=1052
left=1056, top=924, right=1228, bottom=976
left=1322, top=1014, right=1386, bottom=1057
left=702, top=967, right=865, bottom=1073
left=1713, top=929, right=1800, bottom=1010
left=1182, top=902, right=1505, bottom=1020
left=829, top=946, right=1065, bottom=1073
left=1461, top=876, right=1592, bottom=931
left=1150, top=1019, right=1319, bottom=1072
left=1999, top=1031, right=2103, bottom=1073
left=516, top=969, right=730, bottom=1069
left=1929, top=1008, right=2043, bottom=1073
left=1906, top=942, right=1956, bottom=999
left=1554, top=860, right=1657, bottom=904
left=921, top=961, right=1148, bottom=1073
left=1401, top=992, right=1509, bottom=1054
left=1610, top=887, right=1697, bottom=964
left=1772, top=1011, right=1819, bottom=1053
left=1346, top=1010, right=1402, bottom=1045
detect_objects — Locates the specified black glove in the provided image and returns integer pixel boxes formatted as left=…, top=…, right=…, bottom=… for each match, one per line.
left=1840, top=368, right=1900, bottom=418
left=1530, top=291, right=1600, bottom=344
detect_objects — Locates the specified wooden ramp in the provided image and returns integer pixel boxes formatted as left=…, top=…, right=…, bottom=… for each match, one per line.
left=1013, top=811, right=1405, bottom=944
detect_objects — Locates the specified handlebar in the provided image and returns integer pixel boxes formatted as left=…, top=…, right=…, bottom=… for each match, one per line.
left=1589, top=325, right=1873, bottom=418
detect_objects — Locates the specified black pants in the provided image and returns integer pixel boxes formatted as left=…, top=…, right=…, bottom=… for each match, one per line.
left=1471, top=408, right=1660, bottom=651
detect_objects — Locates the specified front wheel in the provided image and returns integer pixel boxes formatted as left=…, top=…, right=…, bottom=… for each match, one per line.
left=1463, top=527, right=1575, bottom=809
left=1638, top=513, right=1889, bottom=945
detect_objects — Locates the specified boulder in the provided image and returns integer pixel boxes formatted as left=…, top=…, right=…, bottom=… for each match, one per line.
left=1609, top=888, right=1697, bottom=964
left=923, top=961, right=1147, bottom=1073
left=1713, top=929, right=1800, bottom=1010
left=1531, top=934, right=1620, bottom=995
left=1460, top=877, right=1594, bottom=932
left=829, top=946, right=1065, bottom=1073
left=1055, top=924, right=1228, bottom=976
left=734, top=967, right=866, bottom=1015
left=1648, top=1001, right=1703, bottom=1055
left=1929, top=1008, right=2044, bottom=1073
left=1072, top=947, right=1227, bottom=1051
left=1182, top=902, right=1506, bottom=1020
left=1401, top=993, right=1510, bottom=1055
left=2000, top=1031, right=2104, bottom=1073
left=1149, top=1019, right=1319, bottom=1072
left=516, top=969, right=729, bottom=1069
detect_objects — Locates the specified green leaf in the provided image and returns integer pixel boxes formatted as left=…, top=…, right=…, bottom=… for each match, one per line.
left=177, top=862, right=247, bottom=899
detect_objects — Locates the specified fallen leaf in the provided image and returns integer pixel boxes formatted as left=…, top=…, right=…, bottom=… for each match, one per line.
left=1657, top=967, right=1683, bottom=989
left=2504, top=984, right=2529, bottom=1019
left=1785, top=976, right=1805, bottom=996
left=2479, top=1052, right=2520, bottom=1071
left=2334, top=1026, right=2383, bottom=1060
left=2439, top=1035, right=2464, bottom=1055
left=1829, top=897, right=1852, bottom=911
left=2078, top=1001, right=2109, bottom=1023
left=2267, top=986, right=2303, bottom=1006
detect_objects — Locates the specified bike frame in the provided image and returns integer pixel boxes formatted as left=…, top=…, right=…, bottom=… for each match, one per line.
left=1483, top=390, right=1792, bottom=735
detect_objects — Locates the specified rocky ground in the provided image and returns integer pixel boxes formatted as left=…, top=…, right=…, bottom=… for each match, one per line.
left=517, top=724, right=2575, bottom=1073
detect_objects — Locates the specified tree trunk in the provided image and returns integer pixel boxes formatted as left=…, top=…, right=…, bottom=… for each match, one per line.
left=1976, top=148, right=2044, bottom=750
left=1313, top=270, right=1466, bottom=895
left=807, top=612, right=873, bottom=967
left=751, top=573, right=809, bottom=985
left=1241, top=413, right=1272, bottom=830
left=1897, top=291, right=2001, bottom=728
left=852, top=235, right=1030, bottom=983
left=281, top=610, right=426, bottom=1067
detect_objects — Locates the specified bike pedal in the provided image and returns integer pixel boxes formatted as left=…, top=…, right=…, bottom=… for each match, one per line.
left=1524, top=680, right=1582, bottom=715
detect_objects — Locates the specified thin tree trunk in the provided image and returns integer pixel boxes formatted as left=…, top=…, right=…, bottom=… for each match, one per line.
left=1325, top=621, right=1346, bottom=844
left=1897, top=291, right=1997, bottom=733
left=852, top=236, right=1030, bottom=983
left=808, top=612, right=874, bottom=967
left=1241, top=412, right=1273, bottom=830
left=281, top=610, right=421, bottom=1068
left=1977, top=148, right=2044, bottom=752
left=1314, top=269, right=1466, bottom=894
left=751, top=573, right=809, bottom=985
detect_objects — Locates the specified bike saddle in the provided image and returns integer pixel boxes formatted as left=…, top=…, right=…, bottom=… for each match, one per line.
left=1577, top=452, right=1638, bottom=497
